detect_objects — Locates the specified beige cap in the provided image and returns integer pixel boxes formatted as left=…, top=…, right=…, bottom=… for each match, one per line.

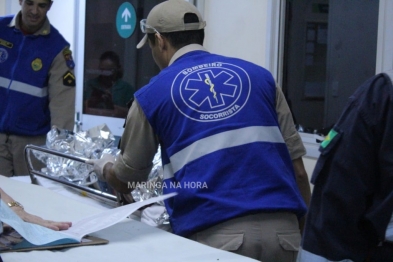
left=136, top=0, right=206, bottom=49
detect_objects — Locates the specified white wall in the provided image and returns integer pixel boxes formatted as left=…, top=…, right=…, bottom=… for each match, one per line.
left=0, top=0, right=5, bottom=15
left=47, top=0, right=76, bottom=50
left=3, top=0, right=19, bottom=15
left=203, top=0, right=268, bottom=68
left=303, top=157, right=316, bottom=191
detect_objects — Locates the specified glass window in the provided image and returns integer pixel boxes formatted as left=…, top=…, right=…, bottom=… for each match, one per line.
left=82, top=0, right=164, bottom=118
left=282, top=0, right=379, bottom=134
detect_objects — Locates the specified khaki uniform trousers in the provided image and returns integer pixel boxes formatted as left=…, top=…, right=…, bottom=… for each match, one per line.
left=188, top=212, right=301, bottom=262
left=0, top=133, right=46, bottom=177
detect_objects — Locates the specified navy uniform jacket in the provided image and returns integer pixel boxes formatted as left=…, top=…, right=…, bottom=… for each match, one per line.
left=299, top=71, right=393, bottom=262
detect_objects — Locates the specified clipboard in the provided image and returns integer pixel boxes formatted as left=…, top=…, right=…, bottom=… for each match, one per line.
left=0, top=228, right=108, bottom=253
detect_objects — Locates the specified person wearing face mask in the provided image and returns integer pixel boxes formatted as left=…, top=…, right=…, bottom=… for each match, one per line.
left=0, top=0, right=76, bottom=177
left=84, top=51, right=135, bottom=118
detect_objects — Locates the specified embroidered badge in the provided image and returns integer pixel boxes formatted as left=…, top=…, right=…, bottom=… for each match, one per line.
left=63, top=48, right=75, bottom=69
left=320, top=129, right=338, bottom=149
left=0, top=48, right=9, bottom=63
left=172, top=62, right=250, bottom=122
left=31, top=58, right=43, bottom=71
left=0, top=39, right=13, bottom=48
left=63, top=71, right=76, bottom=87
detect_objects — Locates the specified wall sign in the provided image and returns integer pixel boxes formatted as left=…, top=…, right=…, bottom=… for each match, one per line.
left=116, top=2, right=137, bottom=38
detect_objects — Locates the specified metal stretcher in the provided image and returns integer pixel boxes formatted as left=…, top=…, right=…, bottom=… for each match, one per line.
left=24, top=144, right=120, bottom=207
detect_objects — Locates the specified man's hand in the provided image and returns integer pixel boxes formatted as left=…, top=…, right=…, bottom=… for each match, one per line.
left=86, top=154, right=115, bottom=181
left=87, top=155, right=131, bottom=194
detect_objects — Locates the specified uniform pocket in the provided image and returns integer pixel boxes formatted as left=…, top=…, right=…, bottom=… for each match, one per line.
left=196, top=232, right=244, bottom=251
left=277, top=230, right=301, bottom=251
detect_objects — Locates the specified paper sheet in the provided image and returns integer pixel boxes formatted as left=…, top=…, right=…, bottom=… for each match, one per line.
left=0, top=192, right=176, bottom=246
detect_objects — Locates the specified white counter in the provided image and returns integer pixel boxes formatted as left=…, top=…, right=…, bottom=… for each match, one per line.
left=0, top=175, right=257, bottom=262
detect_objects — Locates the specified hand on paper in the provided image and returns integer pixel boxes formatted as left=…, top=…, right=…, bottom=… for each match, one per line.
left=0, top=187, right=72, bottom=231
left=13, top=209, right=72, bottom=231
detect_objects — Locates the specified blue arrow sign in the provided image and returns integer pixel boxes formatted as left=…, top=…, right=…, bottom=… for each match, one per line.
left=116, top=2, right=136, bottom=39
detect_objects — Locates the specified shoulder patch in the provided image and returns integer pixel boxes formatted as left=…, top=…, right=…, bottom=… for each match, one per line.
left=0, top=38, right=13, bottom=48
left=63, top=71, right=76, bottom=87
left=318, top=127, right=342, bottom=156
left=63, top=48, right=75, bottom=69
left=320, top=129, right=338, bottom=149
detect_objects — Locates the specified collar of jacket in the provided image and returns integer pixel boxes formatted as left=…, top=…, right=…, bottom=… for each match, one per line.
left=8, top=11, right=51, bottom=36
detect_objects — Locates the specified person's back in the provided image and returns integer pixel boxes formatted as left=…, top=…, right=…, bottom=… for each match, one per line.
left=136, top=50, right=307, bottom=236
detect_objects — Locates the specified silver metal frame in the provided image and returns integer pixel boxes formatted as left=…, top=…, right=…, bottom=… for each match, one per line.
left=24, top=144, right=119, bottom=205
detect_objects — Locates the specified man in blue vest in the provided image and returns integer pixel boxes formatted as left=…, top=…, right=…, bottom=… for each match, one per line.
left=88, top=0, right=310, bottom=261
left=0, top=0, right=75, bottom=176
left=297, top=71, right=393, bottom=262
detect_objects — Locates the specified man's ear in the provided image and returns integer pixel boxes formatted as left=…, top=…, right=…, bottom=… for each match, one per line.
left=156, top=34, right=167, bottom=51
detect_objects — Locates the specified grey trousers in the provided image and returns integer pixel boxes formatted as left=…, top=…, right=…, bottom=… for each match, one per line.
left=188, top=212, right=301, bottom=262
left=0, top=133, right=46, bottom=177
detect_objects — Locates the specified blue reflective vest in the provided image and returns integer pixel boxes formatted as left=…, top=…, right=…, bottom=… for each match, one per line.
left=0, top=15, right=69, bottom=136
left=136, top=50, right=307, bottom=237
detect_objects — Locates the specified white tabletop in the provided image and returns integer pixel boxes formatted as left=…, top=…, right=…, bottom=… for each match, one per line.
left=0, top=175, right=257, bottom=262
left=10, top=176, right=117, bottom=211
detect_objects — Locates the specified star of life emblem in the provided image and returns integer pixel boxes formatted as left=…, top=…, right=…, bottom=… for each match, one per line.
left=171, top=62, right=251, bottom=122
